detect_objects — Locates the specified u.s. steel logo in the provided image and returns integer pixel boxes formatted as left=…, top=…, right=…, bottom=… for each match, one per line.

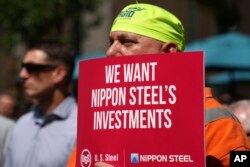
left=80, top=149, right=92, bottom=167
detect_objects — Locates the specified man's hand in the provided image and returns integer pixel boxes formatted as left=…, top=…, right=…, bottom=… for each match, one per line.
left=95, top=162, right=114, bottom=167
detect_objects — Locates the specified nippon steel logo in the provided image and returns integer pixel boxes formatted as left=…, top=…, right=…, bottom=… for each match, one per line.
left=80, top=149, right=91, bottom=167
left=131, top=153, right=139, bottom=163
left=130, top=153, right=168, bottom=163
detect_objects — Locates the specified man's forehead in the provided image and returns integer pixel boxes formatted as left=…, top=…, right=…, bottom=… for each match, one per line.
left=23, top=50, right=49, bottom=62
left=110, top=31, right=143, bottom=39
left=109, top=31, right=163, bottom=44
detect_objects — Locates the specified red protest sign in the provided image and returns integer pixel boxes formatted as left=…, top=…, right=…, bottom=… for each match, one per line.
left=77, top=52, right=205, bottom=167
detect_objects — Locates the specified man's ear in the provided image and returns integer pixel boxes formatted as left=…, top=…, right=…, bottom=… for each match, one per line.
left=52, top=65, right=67, bottom=84
left=161, top=42, right=178, bottom=53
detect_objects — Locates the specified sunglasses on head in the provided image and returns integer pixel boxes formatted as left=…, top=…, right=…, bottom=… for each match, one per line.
left=21, top=63, right=58, bottom=73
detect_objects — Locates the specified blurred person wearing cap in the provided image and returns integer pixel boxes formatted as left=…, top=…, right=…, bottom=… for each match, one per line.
left=67, top=3, right=250, bottom=167
left=230, top=100, right=250, bottom=142
left=4, top=40, right=77, bottom=167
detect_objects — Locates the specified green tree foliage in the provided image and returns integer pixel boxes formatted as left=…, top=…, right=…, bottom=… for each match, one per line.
left=0, top=0, right=104, bottom=91
left=0, top=0, right=103, bottom=53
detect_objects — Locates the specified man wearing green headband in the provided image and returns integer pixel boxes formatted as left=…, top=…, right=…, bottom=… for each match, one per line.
left=67, top=3, right=250, bottom=167
left=109, top=3, right=185, bottom=53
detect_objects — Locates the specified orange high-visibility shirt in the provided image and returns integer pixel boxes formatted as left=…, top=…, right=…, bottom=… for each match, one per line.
left=205, top=87, right=250, bottom=166
left=67, top=146, right=76, bottom=167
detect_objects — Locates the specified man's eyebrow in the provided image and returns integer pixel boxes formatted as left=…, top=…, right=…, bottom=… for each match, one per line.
left=118, top=34, right=132, bottom=39
left=111, top=33, right=131, bottom=39
left=109, top=33, right=137, bottom=44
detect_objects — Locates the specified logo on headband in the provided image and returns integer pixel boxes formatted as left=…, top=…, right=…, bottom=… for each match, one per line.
left=119, top=7, right=144, bottom=18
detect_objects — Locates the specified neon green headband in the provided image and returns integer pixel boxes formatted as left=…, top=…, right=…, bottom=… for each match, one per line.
left=111, top=3, right=185, bottom=51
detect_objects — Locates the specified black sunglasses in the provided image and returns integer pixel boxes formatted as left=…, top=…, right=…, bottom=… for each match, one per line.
left=21, top=63, right=58, bottom=73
